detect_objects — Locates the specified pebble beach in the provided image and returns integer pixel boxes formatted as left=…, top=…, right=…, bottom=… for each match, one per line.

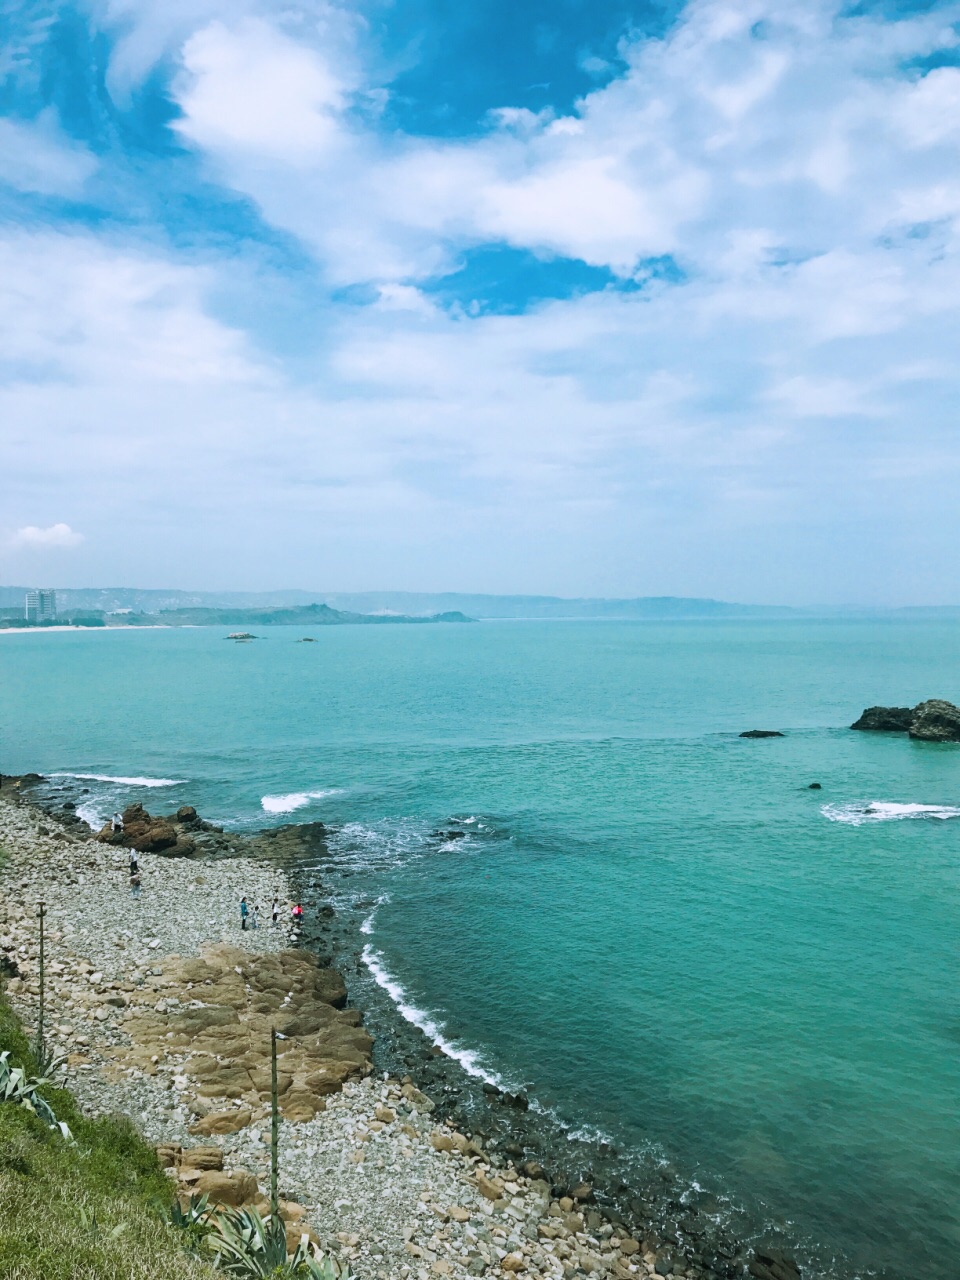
left=0, top=788, right=751, bottom=1280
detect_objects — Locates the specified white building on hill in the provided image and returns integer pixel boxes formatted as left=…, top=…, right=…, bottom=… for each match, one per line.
left=25, top=589, right=58, bottom=623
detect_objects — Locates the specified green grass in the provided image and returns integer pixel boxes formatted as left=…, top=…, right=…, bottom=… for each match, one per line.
left=0, top=988, right=212, bottom=1280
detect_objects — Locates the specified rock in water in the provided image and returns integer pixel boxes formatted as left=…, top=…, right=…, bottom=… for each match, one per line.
left=850, top=706, right=914, bottom=732
left=908, top=699, right=960, bottom=742
left=740, top=730, right=785, bottom=738
left=851, top=699, right=960, bottom=741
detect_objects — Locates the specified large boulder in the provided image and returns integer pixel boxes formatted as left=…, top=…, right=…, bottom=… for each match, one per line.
left=194, top=1169, right=259, bottom=1207
left=908, top=699, right=960, bottom=742
left=851, top=700, right=960, bottom=741
left=188, top=1108, right=252, bottom=1136
left=94, top=802, right=196, bottom=853
left=850, top=706, right=913, bottom=732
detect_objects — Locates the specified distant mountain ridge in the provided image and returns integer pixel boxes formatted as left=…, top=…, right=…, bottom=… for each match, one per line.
left=0, top=586, right=796, bottom=619
left=3, top=586, right=959, bottom=619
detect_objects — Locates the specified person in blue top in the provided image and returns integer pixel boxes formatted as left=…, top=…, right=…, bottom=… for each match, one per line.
left=240, top=896, right=249, bottom=930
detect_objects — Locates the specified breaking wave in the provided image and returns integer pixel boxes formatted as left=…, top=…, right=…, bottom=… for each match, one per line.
left=362, top=944, right=505, bottom=1087
left=260, top=789, right=342, bottom=815
left=49, top=772, right=185, bottom=787
left=822, top=800, right=960, bottom=826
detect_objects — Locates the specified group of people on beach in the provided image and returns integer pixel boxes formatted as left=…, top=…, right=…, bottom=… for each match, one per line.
left=240, top=895, right=304, bottom=932
left=109, top=811, right=305, bottom=931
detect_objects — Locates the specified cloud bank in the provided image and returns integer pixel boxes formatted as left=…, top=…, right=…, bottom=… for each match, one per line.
left=2, top=0, right=960, bottom=602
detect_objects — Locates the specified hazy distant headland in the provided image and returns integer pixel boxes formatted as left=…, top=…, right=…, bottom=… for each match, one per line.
left=3, top=586, right=960, bottom=626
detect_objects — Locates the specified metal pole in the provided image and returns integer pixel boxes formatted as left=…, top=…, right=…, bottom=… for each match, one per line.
left=270, top=1026, right=279, bottom=1220
left=37, top=901, right=46, bottom=1057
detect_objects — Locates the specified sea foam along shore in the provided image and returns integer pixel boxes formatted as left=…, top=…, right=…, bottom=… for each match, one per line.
left=0, top=789, right=723, bottom=1280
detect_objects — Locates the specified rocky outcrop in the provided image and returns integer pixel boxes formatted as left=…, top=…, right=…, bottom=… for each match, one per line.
left=908, top=699, right=960, bottom=742
left=96, top=802, right=196, bottom=856
left=850, top=706, right=914, bottom=732
left=119, top=942, right=369, bottom=1126
left=851, top=699, right=960, bottom=741
left=739, top=730, right=785, bottom=739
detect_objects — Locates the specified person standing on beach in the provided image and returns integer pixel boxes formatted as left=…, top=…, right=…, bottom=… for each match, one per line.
left=272, top=898, right=280, bottom=927
left=130, top=872, right=141, bottom=900
left=129, top=847, right=138, bottom=876
left=291, top=902, right=303, bottom=928
left=251, top=901, right=260, bottom=930
left=240, top=896, right=249, bottom=931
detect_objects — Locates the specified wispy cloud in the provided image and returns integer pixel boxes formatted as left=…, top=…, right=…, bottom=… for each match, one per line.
left=11, top=523, right=84, bottom=549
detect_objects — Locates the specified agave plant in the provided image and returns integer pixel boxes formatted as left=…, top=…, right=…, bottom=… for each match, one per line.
left=169, top=1193, right=215, bottom=1253
left=0, top=1049, right=72, bottom=1140
left=203, top=1205, right=349, bottom=1279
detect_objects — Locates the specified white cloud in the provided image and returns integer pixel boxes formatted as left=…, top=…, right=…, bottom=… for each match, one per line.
left=0, top=111, right=98, bottom=196
left=12, top=523, right=84, bottom=549
left=156, top=0, right=960, bottom=301
left=7, top=1, right=960, bottom=601
left=173, top=19, right=351, bottom=161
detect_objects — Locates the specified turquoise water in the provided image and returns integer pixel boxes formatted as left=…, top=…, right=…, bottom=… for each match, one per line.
left=2, top=620, right=959, bottom=1278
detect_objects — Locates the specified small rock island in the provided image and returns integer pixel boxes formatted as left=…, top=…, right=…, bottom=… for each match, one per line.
left=851, top=698, right=960, bottom=742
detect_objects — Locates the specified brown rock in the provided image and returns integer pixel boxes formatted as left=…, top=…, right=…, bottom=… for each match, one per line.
left=189, top=1108, right=252, bottom=1136
left=249, top=1067, right=293, bottom=1096
left=281, top=1087, right=327, bottom=1123
left=194, top=1170, right=258, bottom=1207
left=181, top=1146, right=223, bottom=1171
left=476, top=1173, right=504, bottom=1201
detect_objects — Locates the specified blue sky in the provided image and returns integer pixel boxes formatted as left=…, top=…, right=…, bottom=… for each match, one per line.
left=3, top=0, right=960, bottom=603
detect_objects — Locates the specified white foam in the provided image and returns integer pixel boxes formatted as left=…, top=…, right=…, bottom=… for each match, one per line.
left=361, top=944, right=504, bottom=1087
left=75, top=803, right=103, bottom=828
left=260, top=789, right=341, bottom=815
left=359, top=894, right=391, bottom=935
left=822, top=800, right=960, bottom=826
left=49, top=772, right=185, bottom=787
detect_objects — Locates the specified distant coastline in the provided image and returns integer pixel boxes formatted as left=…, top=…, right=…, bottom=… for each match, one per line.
left=0, top=603, right=475, bottom=631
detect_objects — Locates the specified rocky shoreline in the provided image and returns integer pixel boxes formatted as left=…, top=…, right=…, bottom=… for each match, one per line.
left=0, top=778, right=805, bottom=1280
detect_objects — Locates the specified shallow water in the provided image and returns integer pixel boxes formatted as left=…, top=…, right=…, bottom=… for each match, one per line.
left=3, top=619, right=959, bottom=1277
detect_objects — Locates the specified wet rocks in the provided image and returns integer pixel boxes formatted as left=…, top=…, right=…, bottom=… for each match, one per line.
left=851, top=699, right=960, bottom=741
left=749, top=1247, right=801, bottom=1280
left=739, top=731, right=784, bottom=739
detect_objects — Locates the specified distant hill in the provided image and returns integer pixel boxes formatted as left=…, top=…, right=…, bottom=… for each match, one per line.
left=5, top=585, right=960, bottom=619
left=0, top=586, right=797, bottom=619
left=139, top=603, right=474, bottom=627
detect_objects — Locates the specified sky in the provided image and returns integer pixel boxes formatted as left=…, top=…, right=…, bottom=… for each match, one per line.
left=2, top=0, right=960, bottom=604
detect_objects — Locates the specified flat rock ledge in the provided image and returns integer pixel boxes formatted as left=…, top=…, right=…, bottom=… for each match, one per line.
left=851, top=699, right=960, bottom=742
left=0, top=794, right=771, bottom=1280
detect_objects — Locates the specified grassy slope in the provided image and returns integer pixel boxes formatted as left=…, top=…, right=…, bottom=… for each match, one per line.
left=0, top=990, right=211, bottom=1280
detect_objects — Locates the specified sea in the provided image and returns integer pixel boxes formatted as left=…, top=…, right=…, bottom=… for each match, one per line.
left=2, top=618, right=958, bottom=1279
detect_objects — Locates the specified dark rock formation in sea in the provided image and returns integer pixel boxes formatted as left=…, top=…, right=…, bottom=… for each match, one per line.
left=850, top=706, right=914, bottom=732
left=851, top=699, right=960, bottom=741
left=908, top=699, right=960, bottom=741
left=739, top=730, right=785, bottom=738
